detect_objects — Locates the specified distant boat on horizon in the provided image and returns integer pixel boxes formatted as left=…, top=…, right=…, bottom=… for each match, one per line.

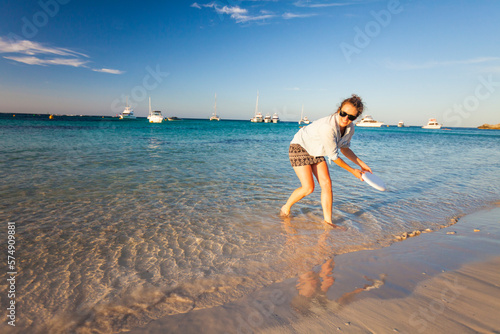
left=210, top=93, right=220, bottom=121
left=250, top=91, right=263, bottom=122
left=422, top=118, right=442, bottom=129
left=298, top=105, right=310, bottom=125
left=119, top=96, right=136, bottom=120
left=147, top=97, right=163, bottom=123
left=356, top=115, right=384, bottom=127
left=272, top=113, right=279, bottom=123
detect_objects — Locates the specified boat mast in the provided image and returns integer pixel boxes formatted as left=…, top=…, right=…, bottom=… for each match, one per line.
left=255, top=91, right=259, bottom=116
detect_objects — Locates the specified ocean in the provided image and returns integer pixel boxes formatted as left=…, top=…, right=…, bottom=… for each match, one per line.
left=1, top=114, right=499, bottom=333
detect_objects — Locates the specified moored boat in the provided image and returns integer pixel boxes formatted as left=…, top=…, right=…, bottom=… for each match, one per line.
left=209, top=93, right=220, bottom=121
left=356, top=115, right=384, bottom=127
left=147, top=97, right=163, bottom=123
left=119, top=97, right=136, bottom=120
left=250, top=91, right=263, bottom=122
left=272, top=113, right=279, bottom=123
left=422, top=118, right=442, bottom=129
left=298, top=105, right=310, bottom=125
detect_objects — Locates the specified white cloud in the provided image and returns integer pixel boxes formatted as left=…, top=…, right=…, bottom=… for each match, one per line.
left=283, top=12, right=318, bottom=19
left=0, top=36, right=123, bottom=74
left=92, top=68, right=126, bottom=75
left=191, top=2, right=202, bottom=9
left=220, top=5, right=276, bottom=23
left=293, top=0, right=359, bottom=8
left=3, top=56, right=89, bottom=67
left=0, top=36, right=88, bottom=58
left=195, top=3, right=276, bottom=23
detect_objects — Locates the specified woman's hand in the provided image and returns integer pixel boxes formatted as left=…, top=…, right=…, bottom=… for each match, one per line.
left=359, top=162, right=372, bottom=174
left=352, top=169, right=364, bottom=181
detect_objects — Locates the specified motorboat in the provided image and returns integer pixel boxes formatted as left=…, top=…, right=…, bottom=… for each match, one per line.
left=119, top=97, right=136, bottom=119
left=250, top=91, right=263, bottom=122
left=422, top=118, right=442, bottom=129
left=398, top=121, right=405, bottom=127
left=209, top=93, right=220, bottom=121
left=298, top=105, right=310, bottom=125
left=356, top=115, right=384, bottom=127
left=251, top=112, right=264, bottom=122
left=147, top=97, right=163, bottom=123
left=149, top=111, right=163, bottom=123
left=167, top=116, right=181, bottom=121
left=264, top=114, right=272, bottom=123
left=272, top=113, right=279, bottom=123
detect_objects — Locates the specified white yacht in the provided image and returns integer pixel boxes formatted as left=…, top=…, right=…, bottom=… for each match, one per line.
left=264, top=114, right=272, bottom=123
left=250, top=91, right=263, bottom=122
left=398, top=121, right=405, bottom=127
left=147, top=97, right=163, bottom=123
left=119, top=97, right=136, bottom=119
left=422, top=118, right=442, bottom=129
left=272, top=113, right=279, bottom=123
left=209, top=93, right=220, bottom=121
left=356, top=115, right=384, bottom=127
left=298, top=105, right=310, bottom=125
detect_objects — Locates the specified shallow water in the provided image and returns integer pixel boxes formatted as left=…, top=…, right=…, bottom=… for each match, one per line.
left=1, top=114, right=499, bottom=333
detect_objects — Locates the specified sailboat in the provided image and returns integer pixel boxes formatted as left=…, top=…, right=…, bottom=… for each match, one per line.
left=209, top=93, right=220, bottom=121
left=298, top=105, right=310, bottom=125
left=147, top=97, right=163, bottom=123
left=250, top=91, right=263, bottom=122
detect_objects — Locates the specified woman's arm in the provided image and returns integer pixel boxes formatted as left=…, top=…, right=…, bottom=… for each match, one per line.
left=333, top=157, right=363, bottom=180
left=340, top=147, right=372, bottom=173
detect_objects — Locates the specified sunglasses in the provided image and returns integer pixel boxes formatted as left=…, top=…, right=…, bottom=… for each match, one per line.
left=339, top=110, right=358, bottom=121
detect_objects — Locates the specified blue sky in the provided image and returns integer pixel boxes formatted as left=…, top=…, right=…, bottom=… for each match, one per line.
left=0, top=0, right=499, bottom=126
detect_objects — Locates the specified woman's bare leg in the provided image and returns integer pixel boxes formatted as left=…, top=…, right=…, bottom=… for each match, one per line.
left=311, top=161, right=333, bottom=224
left=281, top=165, right=315, bottom=216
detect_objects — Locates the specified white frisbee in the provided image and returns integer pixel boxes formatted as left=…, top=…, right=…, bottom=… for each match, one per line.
left=362, top=172, right=387, bottom=191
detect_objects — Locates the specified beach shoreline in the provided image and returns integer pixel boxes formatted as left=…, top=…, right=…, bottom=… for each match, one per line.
left=130, top=205, right=500, bottom=334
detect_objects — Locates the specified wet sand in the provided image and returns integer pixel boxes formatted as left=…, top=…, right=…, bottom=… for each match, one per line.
left=130, top=206, right=500, bottom=334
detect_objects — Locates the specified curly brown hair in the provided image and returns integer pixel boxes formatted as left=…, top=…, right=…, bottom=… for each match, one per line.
left=336, top=94, right=364, bottom=117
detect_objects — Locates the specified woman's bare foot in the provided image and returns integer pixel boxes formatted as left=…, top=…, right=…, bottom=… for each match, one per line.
left=324, top=221, right=347, bottom=230
left=279, top=206, right=290, bottom=217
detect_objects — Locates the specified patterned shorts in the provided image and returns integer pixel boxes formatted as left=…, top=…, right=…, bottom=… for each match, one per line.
left=289, top=144, right=326, bottom=167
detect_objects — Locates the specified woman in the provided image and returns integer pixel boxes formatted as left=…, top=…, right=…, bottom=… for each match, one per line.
left=280, top=94, right=372, bottom=227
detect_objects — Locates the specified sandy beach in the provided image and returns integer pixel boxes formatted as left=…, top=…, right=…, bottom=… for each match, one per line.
left=131, top=205, right=500, bottom=333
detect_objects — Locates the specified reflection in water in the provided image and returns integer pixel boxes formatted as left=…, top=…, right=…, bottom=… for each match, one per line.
left=282, top=218, right=387, bottom=316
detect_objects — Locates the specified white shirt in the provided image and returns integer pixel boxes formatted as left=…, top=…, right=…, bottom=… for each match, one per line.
left=290, top=113, right=354, bottom=163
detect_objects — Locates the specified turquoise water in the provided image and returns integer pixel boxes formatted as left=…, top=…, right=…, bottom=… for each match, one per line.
left=1, top=114, right=499, bottom=333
